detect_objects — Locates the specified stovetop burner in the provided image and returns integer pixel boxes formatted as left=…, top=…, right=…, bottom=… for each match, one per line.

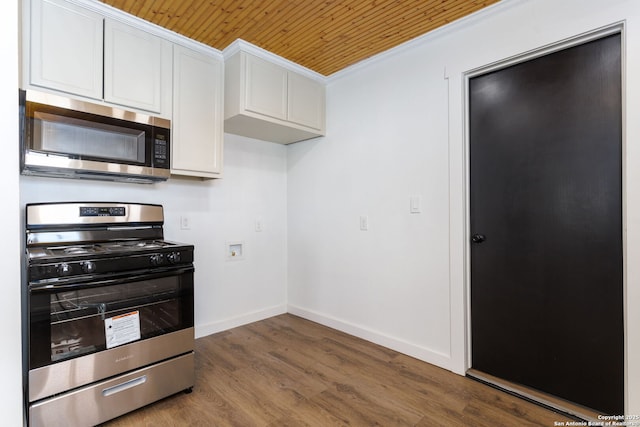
left=61, top=246, right=93, bottom=255
left=101, top=241, right=169, bottom=251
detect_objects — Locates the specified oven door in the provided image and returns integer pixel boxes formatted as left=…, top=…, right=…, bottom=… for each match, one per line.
left=28, top=266, right=194, bottom=402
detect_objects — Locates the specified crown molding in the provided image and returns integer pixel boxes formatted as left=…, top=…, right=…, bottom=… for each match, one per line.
left=223, top=39, right=326, bottom=83
left=326, top=0, right=518, bottom=83
left=74, top=0, right=224, bottom=59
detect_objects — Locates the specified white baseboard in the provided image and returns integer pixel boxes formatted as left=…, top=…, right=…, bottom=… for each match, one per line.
left=287, top=304, right=454, bottom=372
left=194, top=304, right=287, bottom=339
left=194, top=303, right=454, bottom=373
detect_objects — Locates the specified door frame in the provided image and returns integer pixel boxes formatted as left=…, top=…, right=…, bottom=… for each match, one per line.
left=460, top=22, right=627, bottom=413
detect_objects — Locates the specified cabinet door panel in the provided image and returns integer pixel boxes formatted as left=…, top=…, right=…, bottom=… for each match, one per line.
left=244, top=54, right=288, bottom=120
left=104, top=19, right=171, bottom=114
left=172, top=46, right=223, bottom=177
left=288, top=73, right=325, bottom=130
left=30, top=0, right=103, bottom=99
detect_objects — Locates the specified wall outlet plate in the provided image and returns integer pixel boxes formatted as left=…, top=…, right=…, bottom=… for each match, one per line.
left=180, top=216, right=191, bottom=230
left=359, top=215, right=369, bottom=231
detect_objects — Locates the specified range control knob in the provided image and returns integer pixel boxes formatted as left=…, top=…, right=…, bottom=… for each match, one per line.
left=150, top=254, right=164, bottom=266
left=57, top=263, right=72, bottom=276
left=81, top=261, right=96, bottom=274
left=167, top=252, right=181, bottom=264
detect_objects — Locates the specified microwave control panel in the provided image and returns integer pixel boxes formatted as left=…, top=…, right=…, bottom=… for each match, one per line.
left=153, top=135, right=168, bottom=167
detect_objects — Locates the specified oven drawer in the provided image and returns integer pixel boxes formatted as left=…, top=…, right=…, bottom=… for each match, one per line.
left=29, top=352, right=194, bottom=427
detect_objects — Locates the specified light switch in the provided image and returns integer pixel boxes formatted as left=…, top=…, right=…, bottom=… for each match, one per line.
left=410, top=196, right=421, bottom=214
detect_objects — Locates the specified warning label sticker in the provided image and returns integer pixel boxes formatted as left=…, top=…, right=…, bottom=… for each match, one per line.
left=105, top=311, right=141, bottom=349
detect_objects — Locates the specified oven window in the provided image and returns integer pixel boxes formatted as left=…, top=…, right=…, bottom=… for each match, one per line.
left=29, top=272, right=193, bottom=369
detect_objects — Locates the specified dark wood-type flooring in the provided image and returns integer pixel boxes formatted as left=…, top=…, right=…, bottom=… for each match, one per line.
left=102, top=314, right=566, bottom=426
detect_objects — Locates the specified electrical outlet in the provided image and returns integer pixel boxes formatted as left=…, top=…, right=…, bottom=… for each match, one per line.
left=180, top=216, right=190, bottom=230
left=359, top=215, right=369, bottom=231
left=255, top=220, right=263, bottom=232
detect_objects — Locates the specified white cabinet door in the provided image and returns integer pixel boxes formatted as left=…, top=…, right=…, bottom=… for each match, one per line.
left=171, top=45, right=223, bottom=178
left=29, top=0, right=103, bottom=100
left=287, top=72, right=325, bottom=131
left=104, top=19, right=172, bottom=115
left=224, top=50, right=326, bottom=144
left=244, top=54, right=288, bottom=120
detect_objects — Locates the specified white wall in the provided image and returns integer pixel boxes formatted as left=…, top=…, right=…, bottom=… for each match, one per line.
left=1, top=0, right=26, bottom=424
left=287, top=0, right=640, bottom=414
left=20, top=133, right=288, bottom=339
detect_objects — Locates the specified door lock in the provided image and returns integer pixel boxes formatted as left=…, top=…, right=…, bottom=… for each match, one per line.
left=471, top=234, right=486, bottom=243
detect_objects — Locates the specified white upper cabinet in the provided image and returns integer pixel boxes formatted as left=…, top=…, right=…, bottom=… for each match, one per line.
left=171, top=44, right=224, bottom=179
left=244, top=55, right=288, bottom=121
left=28, top=0, right=103, bottom=100
left=224, top=49, right=326, bottom=144
left=287, top=72, right=325, bottom=131
left=24, top=0, right=172, bottom=117
left=104, top=19, right=172, bottom=115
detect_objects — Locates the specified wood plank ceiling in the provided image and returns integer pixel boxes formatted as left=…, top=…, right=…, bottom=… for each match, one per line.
left=99, top=0, right=500, bottom=76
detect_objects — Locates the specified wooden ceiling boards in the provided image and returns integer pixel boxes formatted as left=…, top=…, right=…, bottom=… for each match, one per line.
left=99, top=0, right=500, bottom=75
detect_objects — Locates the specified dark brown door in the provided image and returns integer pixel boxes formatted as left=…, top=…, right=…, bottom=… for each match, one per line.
left=469, top=33, right=623, bottom=415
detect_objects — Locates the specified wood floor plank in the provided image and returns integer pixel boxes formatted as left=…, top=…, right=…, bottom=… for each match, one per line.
left=101, top=314, right=565, bottom=426
left=305, top=358, right=425, bottom=424
left=309, top=388, right=416, bottom=426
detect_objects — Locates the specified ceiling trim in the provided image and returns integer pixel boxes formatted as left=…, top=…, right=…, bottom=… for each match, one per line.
left=325, top=0, right=515, bottom=83
left=78, top=0, right=224, bottom=58
left=223, top=39, right=326, bottom=83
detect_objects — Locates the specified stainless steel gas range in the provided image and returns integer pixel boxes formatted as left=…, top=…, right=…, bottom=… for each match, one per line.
left=25, top=202, right=195, bottom=427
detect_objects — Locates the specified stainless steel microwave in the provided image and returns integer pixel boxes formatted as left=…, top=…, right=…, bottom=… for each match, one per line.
left=19, top=89, right=171, bottom=183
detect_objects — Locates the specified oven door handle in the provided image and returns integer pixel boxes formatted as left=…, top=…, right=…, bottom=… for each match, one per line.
left=29, top=266, right=194, bottom=292
left=106, top=226, right=154, bottom=231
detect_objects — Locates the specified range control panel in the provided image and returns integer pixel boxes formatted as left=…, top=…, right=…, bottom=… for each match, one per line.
left=79, top=206, right=126, bottom=217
